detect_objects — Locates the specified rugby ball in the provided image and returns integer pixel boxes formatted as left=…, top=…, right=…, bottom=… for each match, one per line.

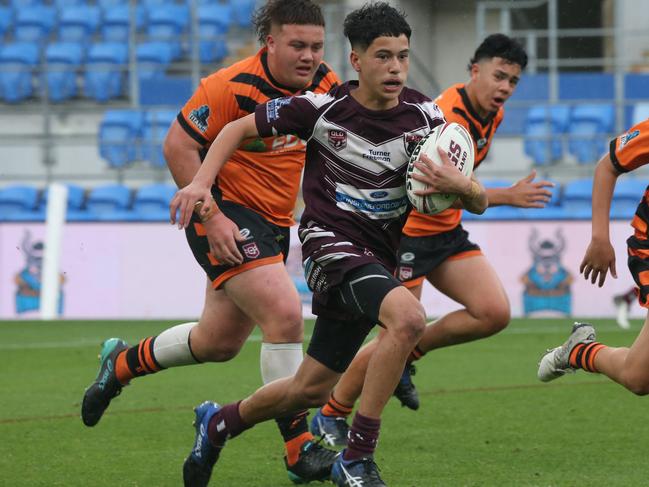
left=406, top=122, right=475, bottom=215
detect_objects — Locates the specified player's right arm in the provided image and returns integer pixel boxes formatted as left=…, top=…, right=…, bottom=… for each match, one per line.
left=580, top=153, right=619, bottom=287
left=163, top=121, right=204, bottom=189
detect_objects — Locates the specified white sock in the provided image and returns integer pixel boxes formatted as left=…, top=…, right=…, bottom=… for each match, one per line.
left=616, top=302, right=631, bottom=330
left=153, top=322, right=200, bottom=368
left=260, top=342, right=303, bottom=384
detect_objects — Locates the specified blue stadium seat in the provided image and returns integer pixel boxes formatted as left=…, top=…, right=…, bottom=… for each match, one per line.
left=58, top=6, right=101, bottom=43
left=0, top=43, right=39, bottom=103
left=0, top=7, right=14, bottom=38
left=523, top=104, right=570, bottom=165
left=135, top=42, right=173, bottom=80
left=567, top=104, right=615, bottom=164
left=97, top=0, right=128, bottom=7
left=101, top=5, right=145, bottom=43
left=98, top=109, right=144, bottom=167
left=44, top=42, right=83, bottom=102
left=518, top=206, right=570, bottom=220
left=54, top=0, right=87, bottom=7
left=141, top=110, right=176, bottom=167
left=562, top=178, right=592, bottom=214
left=624, top=73, right=649, bottom=100
left=0, top=185, right=39, bottom=219
left=229, top=0, right=256, bottom=28
left=632, top=102, right=649, bottom=127
left=145, top=5, right=189, bottom=60
left=84, top=42, right=128, bottom=102
left=197, top=5, right=231, bottom=63
left=613, top=178, right=646, bottom=204
left=10, top=0, right=45, bottom=6
left=14, top=6, right=56, bottom=43
left=132, top=183, right=176, bottom=220
left=85, top=184, right=131, bottom=214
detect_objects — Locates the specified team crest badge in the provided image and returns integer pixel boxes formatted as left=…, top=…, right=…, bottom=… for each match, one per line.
left=476, top=137, right=487, bottom=149
left=404, top=133, right=423, bottom=156
left=328, top=129, right=347, bottom=151
left=242, top=242, right=260, bottom=259
left=619, top=129, right=640, bottom=149
left=399, top=266, right=413, bottom=281
left=189, top=105, right=210, bottom=132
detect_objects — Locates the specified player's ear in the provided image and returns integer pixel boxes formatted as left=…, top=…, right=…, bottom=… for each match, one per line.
left=349, top=50, right=361, bottom=72
left=469, top=62, right=480, bottom=81
left=265, top=34, right=275, bottom=52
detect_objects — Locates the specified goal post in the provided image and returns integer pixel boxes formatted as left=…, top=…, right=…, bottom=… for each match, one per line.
left=40, top=183, right=68, bottom=320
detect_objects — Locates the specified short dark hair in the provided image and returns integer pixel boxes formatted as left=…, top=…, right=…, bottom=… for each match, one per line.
left=252, top=0, right=325, bottom=45
left=469, top=33, right=528, bottom=70
left=343, top=2, right=411, bottom=51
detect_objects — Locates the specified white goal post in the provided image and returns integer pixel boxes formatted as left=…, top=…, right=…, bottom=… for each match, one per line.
left=40, top=183, right=68, bottom=320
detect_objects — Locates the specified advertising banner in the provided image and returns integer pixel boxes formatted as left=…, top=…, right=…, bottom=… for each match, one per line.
left=0, top=220, right=642, bottom=320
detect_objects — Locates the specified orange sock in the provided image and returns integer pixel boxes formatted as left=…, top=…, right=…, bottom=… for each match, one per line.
left=285, top=431, right=313, bottom=466
left=321, top=394, right=353, bottom=418
left=114, top=337, right=163, bottom=385
left=569, top=342, right=606, bottom=372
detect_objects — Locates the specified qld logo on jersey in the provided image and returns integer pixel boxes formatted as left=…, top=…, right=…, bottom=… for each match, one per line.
left=189, top=105, right=210, bottom=133
left=404, top=133, right=423, bottom=157
left=266, top=97, right=292, bottom=122
left=328, top=129, right=347, bottom=151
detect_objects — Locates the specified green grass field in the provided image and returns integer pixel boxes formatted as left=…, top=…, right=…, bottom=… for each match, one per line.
left=2, top=318, right=648, bottom=487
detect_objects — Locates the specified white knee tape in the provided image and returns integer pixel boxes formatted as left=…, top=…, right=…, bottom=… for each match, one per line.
left=260, top=342, right=304, bottom=384
left=153, top=322, right=199, bottom=368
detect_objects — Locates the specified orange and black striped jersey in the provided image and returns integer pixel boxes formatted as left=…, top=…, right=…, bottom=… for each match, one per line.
left=403, top=83, right=504, bottom=237
left=178, top=48, right=340, bottom=227
left=610, top=119, right=649, bottom=173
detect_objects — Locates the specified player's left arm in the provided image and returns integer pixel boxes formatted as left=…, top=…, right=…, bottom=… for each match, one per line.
left=486, top=169, right=554, bottom=208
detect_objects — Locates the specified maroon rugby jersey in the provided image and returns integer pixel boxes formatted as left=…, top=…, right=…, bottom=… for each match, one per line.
left=254, top=81, right=444, bottom=272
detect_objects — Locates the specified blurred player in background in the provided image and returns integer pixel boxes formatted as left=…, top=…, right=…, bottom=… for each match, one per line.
left=538, top=119, right=649, bottom=396
left=80, top=0, right=340, bottom=483
left=310, top=34, right=555, bottom=444
left=169, top=3, right=487, bottom=485
left=614, top=286, right=636, bottom=329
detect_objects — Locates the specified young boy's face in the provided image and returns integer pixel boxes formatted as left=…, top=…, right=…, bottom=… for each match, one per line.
left=470, top=57, right=521, bottom=113
left=352, top=34, right=410, bottom=107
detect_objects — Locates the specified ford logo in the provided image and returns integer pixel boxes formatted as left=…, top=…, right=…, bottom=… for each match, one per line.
left=370, top=191, right=388, bottom=198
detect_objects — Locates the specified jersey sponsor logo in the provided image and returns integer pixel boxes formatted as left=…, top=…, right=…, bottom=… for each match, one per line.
left=404, top=133, right=423, bottom=156
left=189, top=105, right=210, bottom=132
left=334, top=183, right=409, bottom=220
left=399, top=265, right=413, bottom=281
left=242, top=242, right=260, bottom=259
left=328, top=129, right=347, bottom=151
left=362, top=149, right=391, bottom=163
left=619, top=129, right=640, bottom=149
left=476, top=137, right=487, bottom=149
left=266, top=97, right=292, bottom=122
left=370, top=191, right=388, bottom=198
left=400, top=252, right=415, bottom=262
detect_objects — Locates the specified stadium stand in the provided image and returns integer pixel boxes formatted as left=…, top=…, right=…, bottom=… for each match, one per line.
left=145, top=4, right=189, bottom=60
left=523, top=104, right=570, bottom=165
left=567, top=104, right=615, bottom=164
left=0, top=42, right=39, bottom=102
left=98, top=109, right=145, bottom=168
left=44, top=41, right=83, bottom=102
left=135, top=41, right=174, bottom=81
left=131, top=183, right=176, bottom=220
left=58, top=5, right=101, bottom=44
left=0, top=185, right=39, bottom=218
left=83, top=42, right=128, bottom=102
left=141, top=110, right=176, bottom=168
left=13, top=5, right=56, bottom=44
left=101, top=5, right=145, bottom=43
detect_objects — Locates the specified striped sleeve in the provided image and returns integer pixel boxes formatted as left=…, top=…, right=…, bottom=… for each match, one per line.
left=609, top=119, right=649, bottom=173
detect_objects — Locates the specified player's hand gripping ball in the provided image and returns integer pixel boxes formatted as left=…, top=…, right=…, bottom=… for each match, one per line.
left=406, top=122, right=475, bottom=214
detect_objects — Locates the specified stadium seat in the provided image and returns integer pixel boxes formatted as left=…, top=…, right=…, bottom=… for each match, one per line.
left=10, top=0, right=44, bottom=6
left=101, top=5, right=145, bottom=43
left=0, top=7, right=14, bottom=38
left=559, top=73, right=614, bottom=101
left=44, top=42, right=83, bottom=102
left=132, top=183, right=176, bottom=220
left=197, top=5, right=231, bottom=63
left=135, top=42, right=174, bottom=80
left=58, top=6, right=101, bottom=43
left=632, top=102, right=649, bottom=127
left=0, top=43, right=39, bottom=103
left=98, top=109, right=144, bottom=167
left=85, top=184, right=131, bottom=214
left=229, top=0, right=256, bottom=28
left=613, top=178, right=646, bottom=205
left=523, top=104, right=570, bottom=165
left=567, top=104, right=615, bottom=164
left=96, top=0, right=128, bottom=7
left=83, top=42, right=128, bottom=102
left=145, top=5, right=189, bottom=60
left=0, top=185, right=40, bottom=219
left=53, top=0, right=87, bottom=7
left=141, top=110, right=176, bottom=167
left=562, top=178, right=592, bottom=214
left=14, top=6, right=56, bottom=43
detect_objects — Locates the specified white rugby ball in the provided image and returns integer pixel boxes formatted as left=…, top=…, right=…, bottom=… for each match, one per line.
left=406, top=122, right=475, bottom=215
